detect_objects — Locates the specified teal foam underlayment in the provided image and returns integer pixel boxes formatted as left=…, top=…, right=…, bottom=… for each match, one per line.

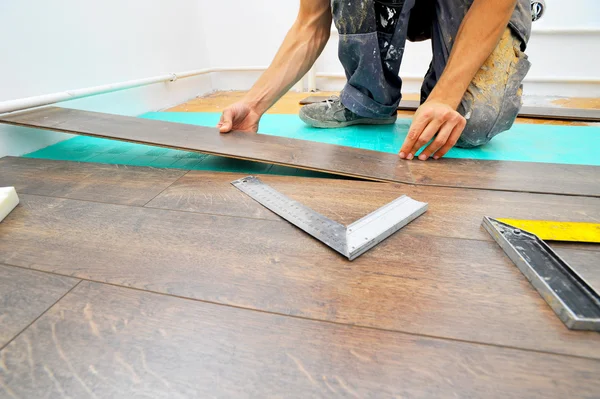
left=24, top=112, right=600, bottom=173
left=141, top=112, right=600, bottom=166
left=23, top=135, right=332, bottom=178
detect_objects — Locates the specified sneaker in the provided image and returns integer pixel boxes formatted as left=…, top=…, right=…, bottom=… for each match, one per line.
left=299, top=96, right=397, bottom=128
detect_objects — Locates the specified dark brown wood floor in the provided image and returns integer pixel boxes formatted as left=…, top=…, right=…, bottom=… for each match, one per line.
left=1, top=156, right=599, bottom=398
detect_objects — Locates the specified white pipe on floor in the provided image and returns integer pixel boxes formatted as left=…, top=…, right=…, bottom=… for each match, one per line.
left=0, top=66, right=268, bottom=115
left=2, top=62, right=596, bottom=115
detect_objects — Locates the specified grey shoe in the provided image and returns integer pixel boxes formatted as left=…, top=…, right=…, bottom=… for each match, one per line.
left=299, top=96, right=397, bottom=128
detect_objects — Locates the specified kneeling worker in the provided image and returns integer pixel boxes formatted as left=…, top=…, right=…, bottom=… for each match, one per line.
left=218, top=0, right=533, bottom=161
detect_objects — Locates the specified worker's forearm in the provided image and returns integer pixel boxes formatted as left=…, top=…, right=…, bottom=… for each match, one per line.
left=427, top=0, right=517, bottom=108
left=243, top=17, right=331, bottom=115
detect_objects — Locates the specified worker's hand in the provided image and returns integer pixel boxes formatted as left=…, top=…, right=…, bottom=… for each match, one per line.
left=399, top=101, right=466, bottom=160
left=217, top=102, right=261, bottom=133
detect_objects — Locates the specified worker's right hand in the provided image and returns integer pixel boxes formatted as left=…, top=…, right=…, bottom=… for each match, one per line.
left=217, top=102, right=261, bottom=133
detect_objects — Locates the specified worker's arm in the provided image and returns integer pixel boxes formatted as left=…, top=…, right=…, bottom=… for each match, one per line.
left=218, top=0, right=332, bottom=133
left=399, top=0, right=517, bottom=160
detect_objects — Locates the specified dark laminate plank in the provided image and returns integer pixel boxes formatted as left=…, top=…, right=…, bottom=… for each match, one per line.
left=300, top=96, right=600, bottom=121
left=1, top=195, right=599, bottom=358
left=0, top=264, right=79, bottom=348
left=147, top=171, right=600, bottom=242
left=409, top=158, right=600, bottom=197
left=2, top=281, right=599, bottom=398
left=0, top=106, right=415, bottom=185
left=0, top=156, right=186, bottom=206
left=553, top=248, right=600, bottom=292
left=4, top=158, right=596, bottom=245
left=147, top=171, right=281, bottom=221
left=519, top=105, right=600, bottom=122
left=2, top=107, right=599, bottom=196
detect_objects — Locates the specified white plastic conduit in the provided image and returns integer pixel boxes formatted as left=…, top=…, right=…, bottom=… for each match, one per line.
left=0, top=66, right=267, bottom=115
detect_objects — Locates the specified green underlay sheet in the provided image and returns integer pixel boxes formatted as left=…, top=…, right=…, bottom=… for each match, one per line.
left=142, top=112, right=599, bottom=166
left=23, top=135, right=333, bottom=178
left=23, top=112, right=599, bottom=175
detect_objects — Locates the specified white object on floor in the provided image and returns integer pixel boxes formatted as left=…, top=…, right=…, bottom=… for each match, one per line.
left=0, top=187, right=19, bottom=222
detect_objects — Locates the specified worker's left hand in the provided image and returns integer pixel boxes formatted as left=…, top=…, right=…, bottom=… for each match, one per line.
left=399, top=101, right=466, bottom=160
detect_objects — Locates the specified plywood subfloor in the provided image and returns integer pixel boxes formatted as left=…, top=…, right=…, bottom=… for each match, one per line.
left=167, top=90, right=600, bottom=126
left=0, top=157, right=599, bottom=397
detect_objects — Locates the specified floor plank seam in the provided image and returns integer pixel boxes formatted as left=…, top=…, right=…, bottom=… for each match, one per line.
left=18, top=195, right=599, bottom=252
left=142, top=203, right=282, bottom=223
left=10, top=191, right=151, bottom=208
left=1, top=262, right=598, bottom=362
left=140, top=171, right=197, bottom=208
left=401, top=181, right=600, bottom=198
left=6, top=155, right=599, bottom=199
left=0, top=279, right=82, bottom=352
left=11, top=172, right=600, bottom=201
left=17, top=193, right=287, bottom=224
left=15, top=191, right=600, bottom=250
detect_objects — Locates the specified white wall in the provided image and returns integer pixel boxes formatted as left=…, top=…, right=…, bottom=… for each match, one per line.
left=0, top=0, right=212, bottom=157
left=2, top=0, right=598, bottom=157
left=197, top=0, right=299, bottom=91
left=199, top=0, right=600, bottom=97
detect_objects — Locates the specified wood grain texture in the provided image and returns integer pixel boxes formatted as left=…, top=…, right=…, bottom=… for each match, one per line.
left=147, top=170, right=600, bottom=242
left=2, top=281, right=599, bottom=399
left=518, top=105, right=600, bottom=122
left=408, top=158, right=600, bottom=197
left=300, top=95, right=600, bottom=122
left=0, top=156, right=186, bottom=206
left=2, top=194, right=599, bottom=358
left=2, top=107, right=599, bottom=196
left=553, top=248, right=600, bottom=292
left=4, top=157, right=597, bottom=244
left=0, top=264, right=78, bottom=348
left=0, top=107, right=415, bottom=186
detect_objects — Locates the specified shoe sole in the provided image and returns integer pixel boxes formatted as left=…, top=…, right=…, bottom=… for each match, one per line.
left=299, top=113, right=397, bottom=128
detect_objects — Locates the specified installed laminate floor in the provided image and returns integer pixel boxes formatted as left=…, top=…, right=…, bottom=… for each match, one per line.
left=1, top=157, right=599, bottom=398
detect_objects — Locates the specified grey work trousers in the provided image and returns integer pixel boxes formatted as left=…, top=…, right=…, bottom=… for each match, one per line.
left=333, top=0, right=532, bottom=147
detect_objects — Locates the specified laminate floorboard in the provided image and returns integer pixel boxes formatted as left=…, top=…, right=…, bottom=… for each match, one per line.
left=408, top=158, right=600, bottom=197
left=0, top=107, right=415, bottom=186
left=0, top=156, right=186, bottom=206
left=553, top=248, right=600, bottom=292
left=147, top=171, right=600, bottom=243
left=0, top=264, right=78, bottom=348
left=4, top=158, right=598, bottom=246
left=2, top=107, right=599, bottom=196
left=2, top=194, right=599, bottom=358
left=2, top=281, right=599, bottom=399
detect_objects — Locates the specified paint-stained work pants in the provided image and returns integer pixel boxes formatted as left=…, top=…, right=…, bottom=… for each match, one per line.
left=333, top=0, right=532, bottom=147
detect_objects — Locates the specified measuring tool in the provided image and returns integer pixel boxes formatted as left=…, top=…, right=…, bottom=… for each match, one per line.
left=496, top=219, right=600, bottom=243
left=232, top=176, right=427, bottom=260
left=483, top=217, right=600, bottom=331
